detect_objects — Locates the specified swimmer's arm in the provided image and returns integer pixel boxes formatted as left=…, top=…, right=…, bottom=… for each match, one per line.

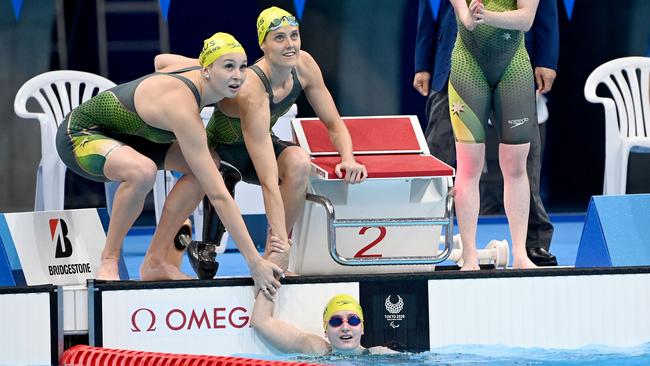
left=239, top=81, right=290, bottom=256
left=251, top=292, right=329, bottom=355
left=368, top=346, right=400, bottom=355
left=154, top=54, right=199, bottom=71
left=450, top=0, right=483, bottom=31
left=161, top=97, right=282, bottom=294
left=300, top=51, right=366, bottom=183
left=478, top=0, right=539, bottom=31
left=300, top=52, right=353, bottom=163
left=166, top=108, right=253, bottom=258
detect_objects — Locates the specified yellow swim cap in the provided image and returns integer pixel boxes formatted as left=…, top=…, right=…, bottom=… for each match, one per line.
left=198, top=32, right=245, bottom=68
left=256, top=6, right=299, bottom=45
left=322, top=294, right=364, bottom=330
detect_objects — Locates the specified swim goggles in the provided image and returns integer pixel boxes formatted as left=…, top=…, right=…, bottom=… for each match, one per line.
left=328, top=314, right=362, bottom=328
left=268, top=15, right=299, bottom=31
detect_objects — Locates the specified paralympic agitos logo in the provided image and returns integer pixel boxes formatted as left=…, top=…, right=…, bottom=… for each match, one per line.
left=384, top=295, right=405, bottom=329
left=130, top=306, right=250, bottom=333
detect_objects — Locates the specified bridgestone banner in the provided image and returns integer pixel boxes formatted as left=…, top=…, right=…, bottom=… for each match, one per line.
left=2, top=209, right=105, bottom=285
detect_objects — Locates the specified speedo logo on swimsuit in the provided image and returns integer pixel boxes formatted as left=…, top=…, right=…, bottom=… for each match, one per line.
left=508, top=117, right=529, bottom=128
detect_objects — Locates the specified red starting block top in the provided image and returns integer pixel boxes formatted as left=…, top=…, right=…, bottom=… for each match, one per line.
left=312, top=154, right=454, bottom=179
left=293, top=115, right=455, bottom=179
left=296, top=116, right=425, bottom=155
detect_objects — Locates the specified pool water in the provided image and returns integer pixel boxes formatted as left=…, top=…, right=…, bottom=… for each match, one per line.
left=257, top=343, right=650, bottom=366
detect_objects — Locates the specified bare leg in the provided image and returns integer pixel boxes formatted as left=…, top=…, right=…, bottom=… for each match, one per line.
left=454, top=142, right=485, bottom=271
left=100, top=147, right=158, bottom=280
left=499, top=143, right=537, bottom=269
left=265, top=147, right=311, bottom=272
left=140, top=175, right=203, bottom=280
left=277, top=147, right=311, bottom=233
left=140, top=142, right=209, bottom=280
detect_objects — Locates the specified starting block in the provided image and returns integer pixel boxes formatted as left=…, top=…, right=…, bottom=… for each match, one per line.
left=289, top=115, right=455, bottom=275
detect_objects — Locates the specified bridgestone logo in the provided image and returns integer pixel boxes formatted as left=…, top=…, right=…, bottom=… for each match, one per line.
left=48, top=263, right=92, bottom=275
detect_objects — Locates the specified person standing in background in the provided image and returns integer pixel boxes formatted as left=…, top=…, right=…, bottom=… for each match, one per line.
left=413, top=0, right=559, bottom=266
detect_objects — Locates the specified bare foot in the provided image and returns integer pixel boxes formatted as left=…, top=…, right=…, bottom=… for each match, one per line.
left=513, top=256, right=538, bottom=269
left=140, top=260, right=193, bottom=281
left=97, top=258, right=121, bottom=280
left=167, top=247, right=185, bottom=270
left=460, top=262, right=480, bottom=271
left=460, top=252, right=480, bottom=271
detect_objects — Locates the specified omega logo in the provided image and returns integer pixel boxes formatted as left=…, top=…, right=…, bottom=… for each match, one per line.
left=131, top=308, right=156, bottom=332
left=130, top=306, right=250, bottom=332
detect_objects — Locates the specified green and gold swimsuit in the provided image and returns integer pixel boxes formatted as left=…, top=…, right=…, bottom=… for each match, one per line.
left=56, top=67, right=200, bottom=181
left=449, top=0, right=536, bottom=144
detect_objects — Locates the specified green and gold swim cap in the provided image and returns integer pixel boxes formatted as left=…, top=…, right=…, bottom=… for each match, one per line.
left=256, top=6, right=299, bottom=45
left=322, top=294, right=364, bottom=330
left=198, top=32, right=245, bottom=68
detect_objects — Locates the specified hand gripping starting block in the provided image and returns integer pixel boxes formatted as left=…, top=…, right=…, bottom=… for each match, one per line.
left=289, top=115, right=456, bottom=275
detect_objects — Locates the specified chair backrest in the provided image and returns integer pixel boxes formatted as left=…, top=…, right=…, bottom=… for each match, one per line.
left=200, top=106, right=214, bottom=126
left=14, top=70, right=116, bottom=211
left=15, top=70, right=116, bottom=126
left=584, top=56, right=650, bottom=139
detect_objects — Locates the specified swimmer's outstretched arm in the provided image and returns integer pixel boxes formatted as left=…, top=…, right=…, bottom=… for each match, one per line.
left=157, top=88, right=283, bottom=296
left=238, top=73, right=291, bottom=266
left=251, top=291, right=328, bottom=355
left=475, top=0, right=539, bottom=31
left=175, top=132, right=283, bottom=294
left=299, top=51, right=367, bottom=184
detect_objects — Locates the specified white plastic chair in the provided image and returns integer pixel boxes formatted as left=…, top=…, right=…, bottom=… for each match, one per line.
left=584, top=56, right=650, bottom=195
left=14, top=70, right=117, bottom=212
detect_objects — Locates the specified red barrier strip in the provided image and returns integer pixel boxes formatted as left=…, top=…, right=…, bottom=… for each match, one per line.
left=61, top=345, right=325, bottom=366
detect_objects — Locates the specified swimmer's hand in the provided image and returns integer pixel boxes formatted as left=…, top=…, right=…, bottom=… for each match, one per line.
left=265, top=232, right=291, bottom=272
left=335, top=159, right=368, bottom=184
left=464, top=0, right=484, bottom=31
left=250, top=256, right=284, bottom=301
left=268, top=235, right=290, bottom=254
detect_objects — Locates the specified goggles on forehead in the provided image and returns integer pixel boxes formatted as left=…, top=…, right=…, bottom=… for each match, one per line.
left=268, top=15, right=299, bottom=31
left=328, top=315, right=362, bottom=328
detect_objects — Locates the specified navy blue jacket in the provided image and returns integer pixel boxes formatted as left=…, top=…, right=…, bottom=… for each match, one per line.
left=415, top=0, right=559, bottom=92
